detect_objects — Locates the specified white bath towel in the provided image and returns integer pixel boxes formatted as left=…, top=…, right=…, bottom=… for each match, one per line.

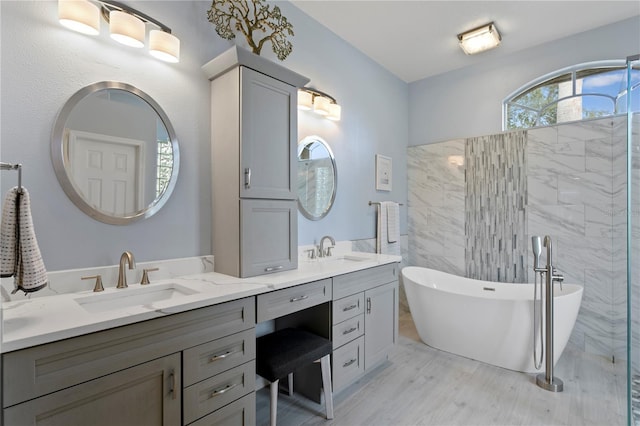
left=0, top=187, right=48, bottom=293
left=376, top=201, right=401, bottom=256
left=386, top=201, right=399, bottom=243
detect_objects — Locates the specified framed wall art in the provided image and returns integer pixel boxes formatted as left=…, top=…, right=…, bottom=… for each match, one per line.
left=375, top=154, right=392, bottom=191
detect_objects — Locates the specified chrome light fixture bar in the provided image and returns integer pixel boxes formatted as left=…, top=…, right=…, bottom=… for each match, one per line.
left=457, top=22, right=501, bottom=55
left=298, top=87, right=341, bottom=121
left=58, top=0, right=180, bottom=63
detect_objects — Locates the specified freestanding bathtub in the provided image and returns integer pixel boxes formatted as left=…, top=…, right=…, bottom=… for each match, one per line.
left=402, top=266, right=583, bottom=373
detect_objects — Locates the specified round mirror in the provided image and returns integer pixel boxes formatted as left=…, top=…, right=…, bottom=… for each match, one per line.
left=297, top=136, right=337, bottom=220
left=51, top=81, right=179, bottom=225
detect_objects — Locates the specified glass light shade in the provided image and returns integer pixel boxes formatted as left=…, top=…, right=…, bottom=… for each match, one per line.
left=458, top=23, right=501, bottom=55
left=149, top=30, right=180, bottom=63
left=313, top=95, right=331, bottom=116
left=110, top=10, right=145, bottom=48
left=327, top=103, right=341, bottom=121
left=58, top=0, right=100, bottom=35
left=298, top=90, right=313, bottom=110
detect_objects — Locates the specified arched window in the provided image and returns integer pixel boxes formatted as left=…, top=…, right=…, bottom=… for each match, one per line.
left=503, top=60, right=640, bottom=130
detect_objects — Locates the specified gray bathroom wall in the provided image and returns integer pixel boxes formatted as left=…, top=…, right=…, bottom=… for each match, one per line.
left=0, top=1, right=408, bottom=271
left=409, top=16, right=640, bottom=146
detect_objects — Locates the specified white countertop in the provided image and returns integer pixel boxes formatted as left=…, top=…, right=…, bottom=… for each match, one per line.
left=1, top=252, right=401, bottom=353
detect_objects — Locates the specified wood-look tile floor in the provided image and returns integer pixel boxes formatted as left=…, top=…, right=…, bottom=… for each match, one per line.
left=255, top=310, right=626, bottom=426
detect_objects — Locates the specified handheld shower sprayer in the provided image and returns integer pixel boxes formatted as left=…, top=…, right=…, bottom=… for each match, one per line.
left=532, top=236, right=542, bottom=271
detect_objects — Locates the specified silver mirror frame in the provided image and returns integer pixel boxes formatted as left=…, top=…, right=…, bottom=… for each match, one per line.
left=297, top=135, right=337, bottom=221
left=51, top=81, right=180, bottom=225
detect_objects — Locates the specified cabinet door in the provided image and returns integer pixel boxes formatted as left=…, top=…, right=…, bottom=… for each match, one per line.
left=364, top=281, right=398, bottom=370
left=240, top=199, right=297, bottom=277
left=240, top=67, right=296, bottom=200
left=4, top=353, right=181, bottom=426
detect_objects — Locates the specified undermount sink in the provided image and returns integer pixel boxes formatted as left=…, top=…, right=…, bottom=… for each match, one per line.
left=320, top=254, right=369, bottom=263
left=75, top=283, right=197, bottom=313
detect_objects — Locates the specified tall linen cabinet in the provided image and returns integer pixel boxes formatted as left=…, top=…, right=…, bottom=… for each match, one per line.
left=203, top=47, right=309, bottom=278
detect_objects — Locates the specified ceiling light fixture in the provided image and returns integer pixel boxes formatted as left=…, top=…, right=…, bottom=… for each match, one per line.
left=457, top=22, right=501, bottom=55
left=58, top=0, right=180, bottom=63
left=298, top=87, right=341, bottom=121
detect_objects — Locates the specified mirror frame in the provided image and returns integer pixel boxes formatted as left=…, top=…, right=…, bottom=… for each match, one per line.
left=51, top=81, right=180, bottom=225
left=297, top=135, right=337, bottom=221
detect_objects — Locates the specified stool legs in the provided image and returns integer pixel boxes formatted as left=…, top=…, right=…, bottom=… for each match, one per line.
left=270, top=379, right=279, bottom=426
left=288, top=373, right=294, bottom=396
left=320, top=354, right=334, bottom=419
left=268, top=356, right=333, bottom=425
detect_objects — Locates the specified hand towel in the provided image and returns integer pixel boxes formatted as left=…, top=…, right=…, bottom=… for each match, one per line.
left=376, top=201, right=401, bottom=256
left=0, top=187, right=48, bottom=293
left=386, top=201, right=399, bottom=243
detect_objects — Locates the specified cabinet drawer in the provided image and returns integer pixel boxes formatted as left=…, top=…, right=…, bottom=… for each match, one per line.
left=188, top=392, right=256, bottom=426
left=184, top=360, right=255, bottom=425
left=333, top=292, right=365, bottom=324
left=332, top=314, right=364, bottom=349
left=333, top=263, right=398, bottom=299
left=332, top=336, right=364, bottom=392
left=3, top=297, right=255, bottom=408
left=256, top=278, right=332, bottom=322
left=184, top=329, right=256, bottom=387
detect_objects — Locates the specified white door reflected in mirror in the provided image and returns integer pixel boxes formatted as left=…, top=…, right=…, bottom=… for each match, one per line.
left=297, top=136, right=337, bottom=220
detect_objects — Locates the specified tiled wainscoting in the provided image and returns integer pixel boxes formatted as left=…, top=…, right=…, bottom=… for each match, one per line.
left=408, top=114, right=640, bottom=363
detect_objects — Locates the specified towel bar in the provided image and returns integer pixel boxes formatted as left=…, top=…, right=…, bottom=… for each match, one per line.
left=0, top=162, right=22, bottom=193
left=369, top=201, right=403, bottom=206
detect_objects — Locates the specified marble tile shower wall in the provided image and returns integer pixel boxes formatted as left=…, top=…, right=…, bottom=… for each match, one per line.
left=527, top=117, right=625, bottom=360
left=407, top=139, right=466, bottom=275
left=408, top=115, right=634, bottom=361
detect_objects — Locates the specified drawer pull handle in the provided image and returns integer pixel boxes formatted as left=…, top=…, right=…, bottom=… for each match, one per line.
left=367, top=297, right=372, bottom=314
left=210, top=383, right=239, bottom=398
left=343, top=358, right=357, bottom=368
left=342, top=326, right=358, bottom=335
left=265, top=265, right=284, bottom=272
left=343, top=304, right=358, bottom=312
left=209, top=349, right=241, bottom=363
left=244, top=168, right=251, bottom=189
left=290, top=295, right=309, bottom=302
left=169, top=371, right=177, bottom=400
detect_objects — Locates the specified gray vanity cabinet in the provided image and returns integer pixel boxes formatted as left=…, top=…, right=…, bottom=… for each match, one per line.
left=332, top=263, right=399, bottom=392
left=4, top=353, right=181, bottom=425
left=205, top=47, right=309, bottom=278
left=2, top=297, right=256, bottom=426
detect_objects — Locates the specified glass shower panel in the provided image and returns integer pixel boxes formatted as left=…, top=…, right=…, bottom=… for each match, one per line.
left=627, top=54, right=640, bottom=426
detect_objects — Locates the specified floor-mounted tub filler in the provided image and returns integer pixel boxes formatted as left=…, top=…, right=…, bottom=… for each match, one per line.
left=402, top=265, right=583, bottom=374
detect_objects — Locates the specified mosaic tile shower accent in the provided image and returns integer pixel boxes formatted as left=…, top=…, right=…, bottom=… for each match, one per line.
left=465, top=132, right=527, bottom=282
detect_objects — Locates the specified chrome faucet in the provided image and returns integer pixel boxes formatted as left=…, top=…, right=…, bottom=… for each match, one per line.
left=116, top=251, right=136, bottom=289
left=318, top=235, right=336, bottom=258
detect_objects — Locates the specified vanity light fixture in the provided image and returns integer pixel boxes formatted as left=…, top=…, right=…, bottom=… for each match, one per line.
left=58, top=0, right=180, bottom=63
left=58, top=0, right=100, bottom=35
left=298, top=87, right=341, bottom=121
left=457, top=22, right=501, bottom=55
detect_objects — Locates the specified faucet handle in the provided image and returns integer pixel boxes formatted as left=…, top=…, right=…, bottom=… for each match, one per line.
left=82, top=275, right=104, bottom=292
left=305, top=249, right=316, bottom=260
left=140, top=268, right=159, bottom=285
left=326, top=246, right=334, bottom=257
